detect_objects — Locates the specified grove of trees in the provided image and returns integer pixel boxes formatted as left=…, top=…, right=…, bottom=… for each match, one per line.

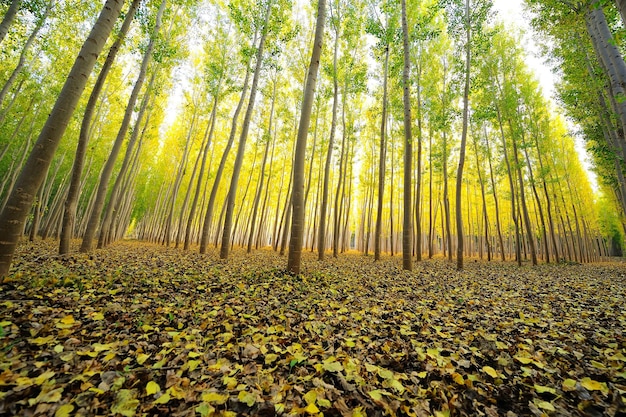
left=0, top=0, right=624, bottom=277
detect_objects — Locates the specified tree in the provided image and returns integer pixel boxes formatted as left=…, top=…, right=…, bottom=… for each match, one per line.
left=287, top=0, right=326, bottom=275
left=0, top=0, right=23, bottom=46
left=59, top=0, right=142, bottom=255
left=0, top=0, right=124, bottom=277
left=400, top=0, right=412, bottom=271
left=220, top=0, right=275, bottom=260
left=80, top=0, right=167, bottom=253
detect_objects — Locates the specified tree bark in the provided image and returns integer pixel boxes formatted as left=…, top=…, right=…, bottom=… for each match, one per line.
left=0, top=0, right=52, bottom=110
left=287, top=0, right=326, bottom=274
left=0, top=0, right=23, bottom=46
left=0, top=0, right=124, bottom=277
left=456, top=0, right=470, bottom=269
left=318, top=10, right=339, bottom=261
left=374, top=45, right=389, bottom=261
left=219, top=1, right=272, bottom=260
left=401, top=0, right=412, bottom=271
left=60, top=0, right=141, bottom=254
left=80, top=0, right=166, bottom=253
left=199, top=35, right=254, bottom=254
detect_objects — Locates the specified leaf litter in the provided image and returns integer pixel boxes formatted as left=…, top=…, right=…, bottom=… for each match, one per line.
left=1, top=240, right=625, bottom=416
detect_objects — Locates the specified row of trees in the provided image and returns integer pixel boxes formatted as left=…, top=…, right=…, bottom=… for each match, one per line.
left=0, top=0, right=621, bottom=277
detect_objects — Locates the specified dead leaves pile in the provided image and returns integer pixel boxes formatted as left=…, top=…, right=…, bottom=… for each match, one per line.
left=1, top=240, right=625, bottom=416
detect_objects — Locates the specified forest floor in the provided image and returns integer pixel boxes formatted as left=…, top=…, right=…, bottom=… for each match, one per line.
left=1, top=240, right=625, bottom=417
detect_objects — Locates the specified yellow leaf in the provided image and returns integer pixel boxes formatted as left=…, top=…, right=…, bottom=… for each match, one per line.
left=111, top=389, right=139, bottom=416
left=452, top=373, right=464, bottom=385
left=54, top=404, right=74, bottom=417
left=377, top=367, right=394, bottom=380
left=223, top=376, right=237, bottom=390
left=534, top=399, right=555, bottom=411
left=303, top=390, right=317, bottom=405
left=562, top=379, right=577, bottom=391
left=153, top=392, right=170, bottom=405
left=53, top=345, right=64, bottom=353
left=514, top=356, right=532, bottom=364
left=482, top=366, right=498, bottom=378
left=238, top=391, right=256, bottom=406
left=136, top=353, right=150, bottom=365
left=368, top=390, right=384, bottom=401
left=352, top=407, right=367, bottom=417
left=92, top=312, right=105, bottom=321
left=580, top=377, right=607, bottom=393
left=323, top=361, right=343, bottom=373
left=60, top=315, right=75, bottom=325
left=318, top=398, right=331, bottom=408
left=201, top=391, right=229, bottom=405
left=534, top=384, right=556, bottom=395
left=304, top=402, right=320, bottom=414
left=187, top=360, right=200, bottom=372
left=93, top=343, right=113, bottom=352
left=29, top=336, right=55, bottom=345
left=434, top=411, right=450, bottom=417
left=146, top=381, right=160, bottom=395
left=38, top=387, right=63, bottom=403
left=265, top=353, right=278, bottom=364
left=34, top=371, right=56, bottom=385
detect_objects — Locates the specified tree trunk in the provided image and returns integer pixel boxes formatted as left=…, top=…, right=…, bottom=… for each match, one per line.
left=0, top=0, right=23, bottom=46
left=509, top=117, right=537, bottom=265
left=374, top=45, right=389, bottom=261
left=80, top=0, right=166, bottom=253
left=60, top=0, right=141, bottom=254
left=0, top=0, right=123, bottom=277
left=247, top=80, right=276, bottom=253
left=287, top=0, right=326, bottom=274
left=220, top=1, right=271, bottom=260
left=0, top=0, right=52, bottom=110
left=198, top=36, right=254, bottom=255
left=318, top=12, right=339, bottom=262
left=456, top=0, right=470, bottom=269
left=401, top=0, right=412, bottom=271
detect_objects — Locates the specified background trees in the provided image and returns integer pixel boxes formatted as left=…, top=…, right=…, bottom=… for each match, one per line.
left=0, top=0, right=619, bottom=277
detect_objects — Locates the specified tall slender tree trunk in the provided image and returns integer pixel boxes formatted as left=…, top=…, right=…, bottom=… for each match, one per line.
left=484, top=129, right=505, bottom=261
left=0, top=0, right=23, bottom=46
left=0, top=0, right=52, bottom=109
left=456, top=0, right=470, bottom=269
left=100, top=71, right=157, bottom=249
left=199, top=37, right=254, bottom=254
left=287, top=0, right=326, bottom=274
left=220, top=1, right=272, bottom=260
left=0, top=0, right=124, bottom=277
left=184, top=94, right=219, bottom=250
left=247, top=80, right=276, bottom=253
left=318, top=13, right=339, bottom=261
left=401, top=0, right=412, bottom=271
left=374, top=45, right=389, bottom=261
left=60, top=0, right=141, bottom=254
left=509, top=118, right=537, bottom=265
left=80, top=0, right=166, bottom=253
